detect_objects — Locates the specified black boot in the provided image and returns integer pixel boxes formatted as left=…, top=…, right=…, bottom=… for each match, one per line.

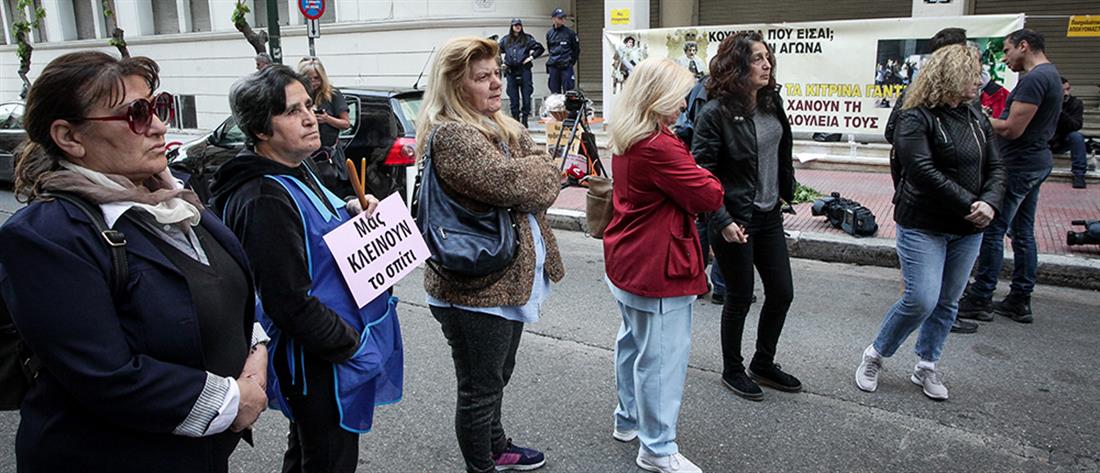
left=1072, top=174, right=1086, bottom=189
left=950, top=318, right=979, bottom=334
left=994, top=292, right=1033, bottom=324
left=721, top=370, right=763, bottom=401
left=958, top=290, right=994, bottom=321
left=748, top=361, right=802, bottom=393
left=521, top=115, right=529, bottom=129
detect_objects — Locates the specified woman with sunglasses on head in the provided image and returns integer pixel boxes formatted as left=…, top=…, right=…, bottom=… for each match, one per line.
left=0, top=51, right=268, bottom=472
left=691, top=32, right=801, bottom=401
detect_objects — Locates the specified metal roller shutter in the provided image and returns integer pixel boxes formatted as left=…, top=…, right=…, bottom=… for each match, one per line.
left=575, top=0, right=605, bottom=96
left=697, top=0, right=911, bottom=25
left=974, top=0, right=1100, bottom=101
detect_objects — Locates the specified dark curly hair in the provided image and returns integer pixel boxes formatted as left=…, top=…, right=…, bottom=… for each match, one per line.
left=705, top=31, right=777, bottom=116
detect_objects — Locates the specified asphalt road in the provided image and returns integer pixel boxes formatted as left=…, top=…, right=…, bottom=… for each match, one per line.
left=0, top=187, right=1098, bottom=472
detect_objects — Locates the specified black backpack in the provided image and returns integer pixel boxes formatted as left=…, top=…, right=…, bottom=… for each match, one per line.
left=0, top=192, right=128, bottom=410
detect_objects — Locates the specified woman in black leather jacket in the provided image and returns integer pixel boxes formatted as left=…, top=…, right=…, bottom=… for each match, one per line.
left=855, top=44, right=1004, bottom=401
left=691, top=31, right=800, bottom=401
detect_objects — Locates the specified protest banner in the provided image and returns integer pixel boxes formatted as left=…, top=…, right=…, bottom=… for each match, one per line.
left=323, top=193, right=430, bottom=308
left=602, top=14, right=1024, bottom=136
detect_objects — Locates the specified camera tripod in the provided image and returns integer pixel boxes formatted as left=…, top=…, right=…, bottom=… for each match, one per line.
left=551, top=94, right=606, bottom=189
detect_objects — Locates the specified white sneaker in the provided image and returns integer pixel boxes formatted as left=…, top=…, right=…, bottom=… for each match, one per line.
left=636, top=451, right=703, bottom=473
left=911, top=367, right=949, bottom=400
left=855, top=353, right=883, bottom=392
left=612, top=427, right=637, bottom=442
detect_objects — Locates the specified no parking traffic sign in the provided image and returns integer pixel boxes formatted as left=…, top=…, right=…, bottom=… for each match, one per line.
left=299, top=0, right=324, bottom=20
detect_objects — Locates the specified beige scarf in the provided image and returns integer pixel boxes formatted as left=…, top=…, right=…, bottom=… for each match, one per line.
left=39, top=161, right=204, bottom=226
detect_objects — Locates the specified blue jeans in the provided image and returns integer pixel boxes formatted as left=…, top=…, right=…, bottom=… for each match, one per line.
left=547, top=65, right=575, bottom=94
left=969, top=167, right=1051, bottom=298
left=695, top=218, right=726, bottom=296
left=1051, top=131, right=1088, bottom=176
left=613, top=298, right=693, bottom=457
left=873, top=225, right=982, bottom=362
left=506, top=68, right=534, bottom=120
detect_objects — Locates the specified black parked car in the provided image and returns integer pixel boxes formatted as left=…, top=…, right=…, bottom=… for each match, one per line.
left=0, top=101, right=26, bottom=184
left=169, top=87, right=421, bottom=205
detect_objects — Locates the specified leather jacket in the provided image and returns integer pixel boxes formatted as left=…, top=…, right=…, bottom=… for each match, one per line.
left=892, top=105, right=1006, bottom=235
left=691, top=92, right=795, bottom=231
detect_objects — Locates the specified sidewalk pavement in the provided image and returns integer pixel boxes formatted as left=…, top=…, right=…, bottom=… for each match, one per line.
left=548, top=169, right=1100, bottom=290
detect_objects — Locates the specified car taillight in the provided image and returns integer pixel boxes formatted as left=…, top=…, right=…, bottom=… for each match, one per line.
left=384, top=137, right=416, bottom=166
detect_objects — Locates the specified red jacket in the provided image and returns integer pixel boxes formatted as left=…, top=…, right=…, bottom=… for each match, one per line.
left=603, top=128, right=724, bottom=298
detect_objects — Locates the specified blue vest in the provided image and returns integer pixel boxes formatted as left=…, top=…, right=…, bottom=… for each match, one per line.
left=260, top=172, right=403, bottom=433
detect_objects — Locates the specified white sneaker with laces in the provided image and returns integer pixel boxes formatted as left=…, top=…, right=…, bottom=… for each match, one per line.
left=855, top=353, right=882, bottom=392
left=911, top=366, right=949, bottom=400
left=636, top=450, right=703, bottom=473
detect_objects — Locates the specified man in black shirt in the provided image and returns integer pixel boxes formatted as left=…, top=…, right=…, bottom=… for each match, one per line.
left=1049, top=77, right=1087, bottom=189
left=959, top=29, right=1062, bottom=325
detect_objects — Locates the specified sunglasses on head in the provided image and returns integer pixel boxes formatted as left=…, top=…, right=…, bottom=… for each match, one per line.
left=84, top=92, right=174, bottom=134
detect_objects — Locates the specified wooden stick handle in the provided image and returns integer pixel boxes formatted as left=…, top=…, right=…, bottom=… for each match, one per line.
left=345, top=159, right=370, bottom=211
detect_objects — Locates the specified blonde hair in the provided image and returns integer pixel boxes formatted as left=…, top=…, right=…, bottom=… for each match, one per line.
left=902, top=44, right=980, bottom=110
left=415, top=37, right=524, bottom=158
left=609, top=58, right=696, bottom=155
left=298, top=56, right=334, bottom=104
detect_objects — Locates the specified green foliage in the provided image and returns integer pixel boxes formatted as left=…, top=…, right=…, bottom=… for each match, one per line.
left=791, top=183, right=822, bottom=205
left=102, top=0, right=113, bottom=17
left=231, top=1, right=250, bottom=26
left=108, top=37, right=125, bottom=48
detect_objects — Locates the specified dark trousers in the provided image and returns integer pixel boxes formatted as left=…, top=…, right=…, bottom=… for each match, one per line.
left=1050, top=132, right=1088, bottom=176
left=507, top=68, right=534, bottom=121
left=547, top=65, right=575, bottom=94
left=969, top=167, right=1051, bottom=298
left=711, top=207, right=794, bottom=377
left=432, top=306, right=524, bottom=473
left=280, top=353, right=360, bottom=473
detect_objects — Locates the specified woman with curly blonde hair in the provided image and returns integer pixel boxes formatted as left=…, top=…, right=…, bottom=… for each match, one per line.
left=855, top=44, right=1005, bottom=400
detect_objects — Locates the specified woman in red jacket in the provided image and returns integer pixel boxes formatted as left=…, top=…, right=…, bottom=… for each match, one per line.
left=603, top=57, right=724, bottom=473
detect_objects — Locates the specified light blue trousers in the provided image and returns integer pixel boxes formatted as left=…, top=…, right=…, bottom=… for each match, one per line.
left=613, top=298, right=694, bottom=457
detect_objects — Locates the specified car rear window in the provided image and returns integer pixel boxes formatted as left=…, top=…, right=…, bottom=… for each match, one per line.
left=396, top=96, right=421, bottom=131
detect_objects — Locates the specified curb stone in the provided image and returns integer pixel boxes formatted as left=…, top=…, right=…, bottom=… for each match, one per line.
left=547, top=209, right=1100, bottom=291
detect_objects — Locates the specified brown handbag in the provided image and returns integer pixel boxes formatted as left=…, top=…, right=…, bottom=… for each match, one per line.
left=582, top=175, right=614, bottom=239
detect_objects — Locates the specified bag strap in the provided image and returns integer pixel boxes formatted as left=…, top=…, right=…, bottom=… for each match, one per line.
left=43, top=192, right=129, bottom=299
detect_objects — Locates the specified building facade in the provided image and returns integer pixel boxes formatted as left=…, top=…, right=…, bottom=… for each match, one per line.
left=1, top=0, right=1096, bottom=129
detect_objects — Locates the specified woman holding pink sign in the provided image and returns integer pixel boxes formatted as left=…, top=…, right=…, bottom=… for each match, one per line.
left=211, top=64, right=402, bottom=473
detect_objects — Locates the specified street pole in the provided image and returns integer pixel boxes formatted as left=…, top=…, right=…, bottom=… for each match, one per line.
left=266, top=0, right=283, bottom=64
left=309, top=37, right=316, bottom=57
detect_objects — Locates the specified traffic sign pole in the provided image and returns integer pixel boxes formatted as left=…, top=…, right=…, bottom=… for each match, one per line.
left=267, top=0, right=282, bottom=64
left=299, top=0, right=325, bottom=58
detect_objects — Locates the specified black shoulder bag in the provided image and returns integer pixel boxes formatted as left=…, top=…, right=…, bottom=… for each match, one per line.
left=0, top=192, right=128, bottom=410
left=414, top=128, right=518, bottom=279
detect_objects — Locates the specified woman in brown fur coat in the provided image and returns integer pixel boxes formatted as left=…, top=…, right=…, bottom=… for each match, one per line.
left=415, top=36, right=564, bottom=473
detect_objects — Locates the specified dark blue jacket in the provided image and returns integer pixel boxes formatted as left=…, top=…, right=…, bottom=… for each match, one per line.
left=500, top=32, right=545, bottom=70
left=546, top=25, right=579, bottom=68
left=0, top=199, right=255, bottom=473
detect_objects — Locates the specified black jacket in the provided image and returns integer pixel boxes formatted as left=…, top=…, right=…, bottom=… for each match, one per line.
left=892, top=105, right=1006, bottom=235
left=500, top=32, right=545, bottom=71
left=545, top=25, right=579, bottom=68
left=691, top=92, right=795, bottom=230
left=1053, top=94, right=1084, bottom=141
left=210, top=150, right=359, bottom=370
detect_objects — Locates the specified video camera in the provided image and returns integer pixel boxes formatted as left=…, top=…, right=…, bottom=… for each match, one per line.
left=811, top=192, right=879, bottom=237
left=564, top=90, right=587, bottom=113
left=1066, top=220, right=1100, bottom=246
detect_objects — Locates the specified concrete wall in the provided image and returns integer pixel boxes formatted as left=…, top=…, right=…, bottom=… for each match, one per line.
left=0, top=0, right=561, bottom=129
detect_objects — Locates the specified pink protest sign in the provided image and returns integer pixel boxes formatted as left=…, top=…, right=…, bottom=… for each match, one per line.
left=323, top=193, right=430, bottom=308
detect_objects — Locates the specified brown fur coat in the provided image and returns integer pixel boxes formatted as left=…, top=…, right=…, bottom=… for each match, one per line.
left=423, top=121, right=564, bottom=307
